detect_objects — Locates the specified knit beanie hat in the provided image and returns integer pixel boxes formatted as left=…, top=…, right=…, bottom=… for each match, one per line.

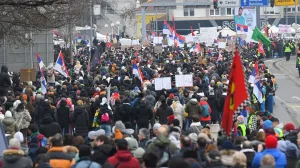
left=114, top=121, right=126, bottom=133
left=9, top=138, right=20, bottom=149
left=222, top=140, right=235, bottom=150
left=13, top=100, right=21, bottom=110
left=4, top=111, right=12, bottom=118
left=14, top=132, right=24, bottom=143
left=265, top=135, right=278, bottom=149
left=88, top=131, right=96, bottom=140
left=125, top=137, right=138, bottom=152
left=263, top=120, right=273, bottom=130
left=284, top=123, right=295, bottom=132
left=115, top=129, right=123, bottom=140
left=95, top=129, right=106, bottom=137
left=133, top=147, right=145, bottom=159
left=79, top=145, right=91, bottom=158
left=188, top=133, right=198, bottom=143
left=286, top=141, right=298, bottom=159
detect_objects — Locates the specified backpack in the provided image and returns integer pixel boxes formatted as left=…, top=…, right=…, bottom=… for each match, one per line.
left=101, top=113, right=110, bottom=122
left=39, top=137, right=47, bottom=147
left=201, top=104, right=210, bottom=117
left=155, top=146, right=172, bottom=167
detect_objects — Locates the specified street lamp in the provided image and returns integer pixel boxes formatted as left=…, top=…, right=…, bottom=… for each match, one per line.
left=116, top=21, right=120, bottom=35
left=111, top=23, right=115, bottom=40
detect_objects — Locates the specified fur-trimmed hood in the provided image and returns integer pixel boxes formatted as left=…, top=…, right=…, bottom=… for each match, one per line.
left=2, top=149, right=25, bottom=163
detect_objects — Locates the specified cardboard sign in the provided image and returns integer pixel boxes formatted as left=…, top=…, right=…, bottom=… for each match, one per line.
left=142, top=40, right=150, bottom=46
left=154, top=77, right=171, bottom=90
left=112, top=43, right=118, bottom=49
left=162, top=40, right=168, bottom=45
left=20, top=68, right=36, bottom=82
left=154, top=46, right=162, bottom=54
left=175, top=74, right=193, bottom=87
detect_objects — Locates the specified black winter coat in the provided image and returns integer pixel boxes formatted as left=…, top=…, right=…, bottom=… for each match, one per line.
left=98, top=103, right=113, bottom=125
left=35, top=101, right=56, bottom=124
left=0, top=65, right=11, bottom=97
left=56, top=105, right=70, bottom=125
left=72, top=106, right=89, bottom=137
left=40, top=115, right=62, bottom=138
left=156, top=105, right=173, bottom=124
left=133, top=100, right=153, bottom=127
left=207, top=95, right=220, bottom=122
left=122, top=103, right=132, bottom=123
left=113, top=103, right=123, bottom=123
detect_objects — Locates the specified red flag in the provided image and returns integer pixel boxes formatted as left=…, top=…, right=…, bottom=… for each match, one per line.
left=196, top=43, right=201, bottom=53
left=271, top=30, right=274, bottom=39
left=172, top=16, right=175, bottom=31
left=190, top=25, right=195, bottom=36
left=222, top=50, right=248, bottom=136
left=264, top=27, right=268, bottom=37
left=258, top=41, right=265, bottom=54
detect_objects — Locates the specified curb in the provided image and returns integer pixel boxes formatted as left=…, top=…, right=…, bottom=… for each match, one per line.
left=275, top=58, right=300, bottom=87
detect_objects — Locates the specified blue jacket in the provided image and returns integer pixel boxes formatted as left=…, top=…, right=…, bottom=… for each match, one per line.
left=252, top=148, right=287, bottom=168
left=71, top=158, right=101, bottom=168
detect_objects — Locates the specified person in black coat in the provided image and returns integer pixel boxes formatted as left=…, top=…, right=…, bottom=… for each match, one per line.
left=0, top=65, right=11, bottom=97
left=39, top=114, right=62, bottom=138
left=207, top=90, right=220, bottom=124
left=122, top=98, right=132, bottom=124
left=133, top=99, right=153, bottom=130
left=72, top=100, right=90, bottom=138
left=113, top=99, right=123, bottom=124
left=156, top=98, right=173, bottom=124
left=35, top=100, right=56, bottom=128
left=122, top=77, right=133, bottom=90
left=56, top=99, right=70, bottom=134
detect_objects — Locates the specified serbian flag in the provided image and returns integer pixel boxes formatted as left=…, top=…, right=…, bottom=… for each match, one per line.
left=54, top=51, right=69, bottom=78
left=258, top=41, right=265, bottom=54
left=236, top=24, right=248, bottom=32
left=36, top=53, right=46, bottom=70
left=77, top=33, right=82, bottom=40
left=222, top=50, right=248, bottom=136
left=133, top=63, right=144, bottom=83
left=163, top=20, right=170, bottom=34
left=248, top=61, right=263, bottom=103
left=190, top=25, right=195, bottom=36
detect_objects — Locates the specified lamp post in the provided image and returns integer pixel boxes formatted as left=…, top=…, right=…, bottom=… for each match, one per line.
left=116, top=21, right=120, bottom=36
left=111, top=23, right=115, bottom=40
left=105, top=24, right=109, bottom=41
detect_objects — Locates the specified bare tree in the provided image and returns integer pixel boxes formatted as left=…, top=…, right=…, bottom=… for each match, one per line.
left=0, top=0, right=86, bottom=43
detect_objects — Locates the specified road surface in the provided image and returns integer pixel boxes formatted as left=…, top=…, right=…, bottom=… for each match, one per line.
left=265, top=56, right=300, bottom=127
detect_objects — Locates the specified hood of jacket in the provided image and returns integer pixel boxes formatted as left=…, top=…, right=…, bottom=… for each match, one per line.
left=189, top=98, right=199, bottom=105
left=190, top=122, right=201, bottom=127
left=2, top=117, right=15, bottom=126
left=114, top=150, right=134, bottom=161
left=74, top=106, right=85, bottom=115
left=154, top=134, right=171, bottom=147
left=2, top=149, right=25, bottom=163
left=220, top=150, right=236, bottom=166
left=262, top=148, right=286, bottom=162
left=125, top=128, right=134, bottom=135
left=95, top=144, right=113, bottom=156
left=42, top=115, right=54, bottom=124
left=1, top=65, right=8, bottom=73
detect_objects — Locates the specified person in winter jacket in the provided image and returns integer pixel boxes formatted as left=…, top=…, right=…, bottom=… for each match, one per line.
left=98, top=97, right=113, bottom=136
left=72, top=100, right=90, bottom=138
left=286, top=141, right=298, bottom=168
left=28, top=124, right=47, bottom=148
left=156, top=98, right=173, bottom=124
left=240, top=141, right=256, bottom=168
left=252, top=135, right=287, bottom=168
left=199, top=97, right=212, bottom=126
left=107, top=139, right=140, bottom=168
left=207, top=89, right=220, bottom=124
left=121, top=98, right=132, bottom=124
left=171, top=96, right=184, bottom=128
left=0, top=138, right=33, bottom=168
left=72, top=145, right=101, bottom=168
left=56, top=99, right=71, bottom=134
left=35, top=100, right=56, bottom=128
left=28, top=136, right=40, bottom=162
left=133, top=99, right=153, bottom=130
left=14, top=102, right=31, bottom=143
left=2, top=111, right=18, bottom=135
left=186, top=116, right=202, bottom=135
left=113, top=98, right=124, bottom=124
left=185, top=96, right=202, bottom=130
left=40, top=114, right=62, bottom=138
left=0, top=65, right=11, bottom=97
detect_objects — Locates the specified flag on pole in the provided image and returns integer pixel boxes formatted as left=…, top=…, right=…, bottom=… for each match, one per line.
left=36, top=53, right=46, bottom=70
left=133, top=63, right=144, bottom=83
left=252, top=27, right=271, bottom=45
left=190, top=25, right=195, bottom=36
left=222, top=50, right=248, bottom=136
left=258, top=41, right=265, bottom=54
left=248, top=61, right=263, bottom=103
left=54, top=51, right=69, bottom=78
left=163, top=20, right=170, bottom=34
left=35, top=53, right=47, bottom=94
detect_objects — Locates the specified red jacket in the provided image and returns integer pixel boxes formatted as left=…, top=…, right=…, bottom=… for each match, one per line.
left=107, top=150, right=140, bottom=168
left=199, top=101, right=212, bottom=122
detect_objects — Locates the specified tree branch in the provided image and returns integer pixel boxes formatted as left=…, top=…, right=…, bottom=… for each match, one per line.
left=0, top=0, right=67, bottom=7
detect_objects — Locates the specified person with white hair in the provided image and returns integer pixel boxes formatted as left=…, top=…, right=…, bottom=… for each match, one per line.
left=171, top=96, right=184, bottom=128
left=0, top=138, right=33, bottom=167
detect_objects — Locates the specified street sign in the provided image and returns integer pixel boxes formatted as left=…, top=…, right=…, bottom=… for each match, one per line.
left=218, top=0, right=240, bottom=7
left=275, top=0, right=298, bottom=6
left=240, top=0, right=268, bottom=6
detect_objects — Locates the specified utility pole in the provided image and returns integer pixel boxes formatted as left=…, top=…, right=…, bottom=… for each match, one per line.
left=68, top=0, right=73, bottom=65
left=90, top=0, right=94, bottom=49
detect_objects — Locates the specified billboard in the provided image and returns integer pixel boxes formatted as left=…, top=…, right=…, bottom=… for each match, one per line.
left=275, top=0, right=298, bottom=6
left=234, top=7, right=256, bottom=42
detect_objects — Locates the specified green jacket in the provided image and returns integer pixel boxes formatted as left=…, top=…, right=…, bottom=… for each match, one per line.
left=147, top=134, right=178, bottom=155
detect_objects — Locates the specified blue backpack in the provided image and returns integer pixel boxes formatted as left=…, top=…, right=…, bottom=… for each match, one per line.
left=201, top=104, right=210, bottom=117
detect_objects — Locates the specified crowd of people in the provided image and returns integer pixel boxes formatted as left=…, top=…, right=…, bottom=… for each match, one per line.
left=0, top=40, right=299, bottom=168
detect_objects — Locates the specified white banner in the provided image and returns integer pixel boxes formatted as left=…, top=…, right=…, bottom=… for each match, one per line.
left=175, top=74, right=193, bottom=87
left=199, top=27, right=218, bottom=46
left=278, top=24, right=291, bottom=34
left=155, top=77, right=172, bottom=90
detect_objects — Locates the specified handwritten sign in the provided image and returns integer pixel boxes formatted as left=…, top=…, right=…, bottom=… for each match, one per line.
left=20, top=68, right=36, bottom=82
left=278, top=24, right=291, bottom=34
left=175, top=74, right=193, bottom=87
left=155, top=77, right=171, bottom=90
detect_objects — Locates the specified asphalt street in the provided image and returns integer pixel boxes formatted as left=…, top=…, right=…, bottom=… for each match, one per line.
left=265, top=56, right=300, bottom=127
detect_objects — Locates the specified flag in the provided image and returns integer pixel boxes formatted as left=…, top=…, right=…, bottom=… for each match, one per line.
left=258, top=41, right=265, bottom=54
left=222, top=50, right=248, bottom=136
left=36, top=53, right=46, bottom=70
left=77, top=33, right=82, bottom=40
left=172, top=16, right=175, bottom=31
left=133, top=63, right=144, bottom=83
left=214, top=39, right=218, bottom=44
left=248, top=61, right=263, bottom=103
left=190, top=26, right=195, bottom=36
left=54, top=51, right=69, bottom=78
left=163, top=20, right=170, bottom=34
left=252, top=27, right=271, bottom=45
left=264, top=27, right=269, bottom=37
left=236, top=24, right=248, bottom=32
left=271, top=30, right=274, bottom=39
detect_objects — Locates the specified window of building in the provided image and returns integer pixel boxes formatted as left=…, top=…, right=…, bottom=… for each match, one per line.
left=184, top=8, right=195, bottom=16
left=226, top=8, right=234, bottom=15
left=210, top=9, right=220, bottom=16
left=264, top=7, right=280, bottom=14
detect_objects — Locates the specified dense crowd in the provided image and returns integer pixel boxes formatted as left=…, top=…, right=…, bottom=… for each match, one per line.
left=0, top=41, right=299, bottom=168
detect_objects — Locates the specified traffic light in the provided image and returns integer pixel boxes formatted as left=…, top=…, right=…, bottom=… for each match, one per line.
left=270, top=0, right=274, bottom=7
left=213, top=0, right=218, bottom=9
